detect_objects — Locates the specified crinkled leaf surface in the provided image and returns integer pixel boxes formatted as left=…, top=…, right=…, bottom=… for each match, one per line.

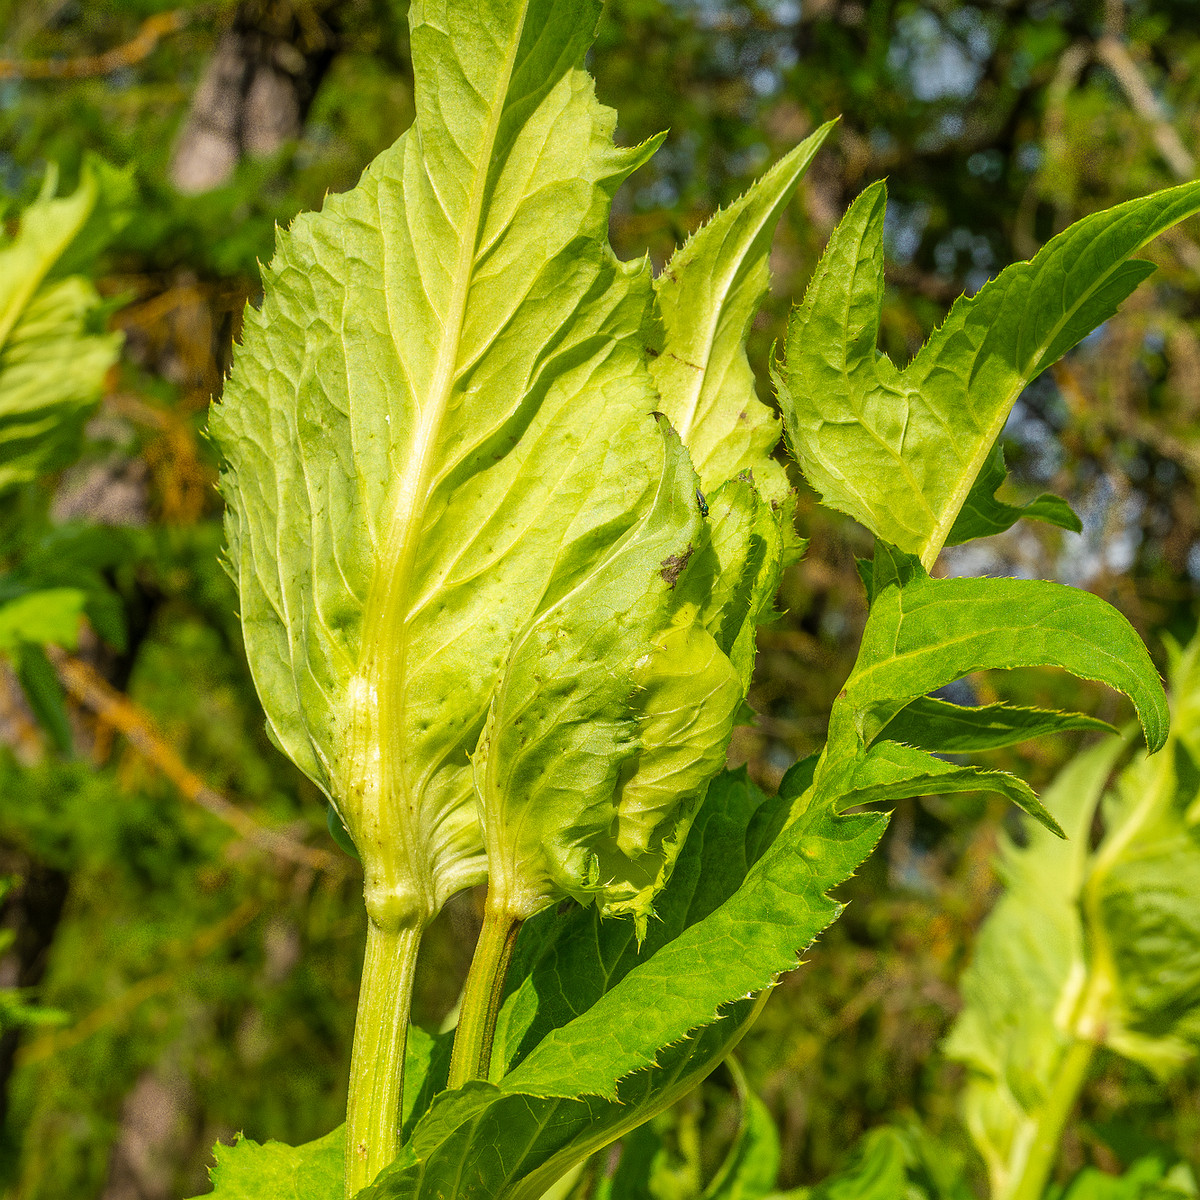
left=877, top=696, right=1113, bottom=754
left=776, top=178, right=1200, bottom=566
left=1086, top=635, right=1200, bottom=1075
left=652, top=123, right=833, bottom=508
left=474, top=422, right=736, bottom=921
left=0, top=158, right=129, bottom=493
left=674, top=475, right=793, bottom=694
left=350, top=769, right=885, bottom=1200
left=471, top=74, right=836, bottom=929
left=212, top=0, right=681, bottom=926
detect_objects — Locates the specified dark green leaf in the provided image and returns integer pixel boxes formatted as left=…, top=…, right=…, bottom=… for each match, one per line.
left=878, top=696, right=1114, bottom=753
left=946, top=442, right=1081, bottom=546
left=359, top=771, right=885, bottom=1200
left=15, top=642, right=73, bottom=753
left=827, top=559, right=1168, bottom=759
left=817, top=739, right=1060, bottom=834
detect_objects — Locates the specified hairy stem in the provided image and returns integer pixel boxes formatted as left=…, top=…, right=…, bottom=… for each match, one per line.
left=448, top=901, right=523, bottom=1087
left=1007, top=1036, right=1096, bottom=1200
left=345, top=919, right=423, bottom=1197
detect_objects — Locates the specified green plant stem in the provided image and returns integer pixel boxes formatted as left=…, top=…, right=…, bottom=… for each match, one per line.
left=345, top=919, right=422, bottom=1198
left=1007, top=1035, right=1096, bottom=1200
left=448, top=902, right=523, bottom=1087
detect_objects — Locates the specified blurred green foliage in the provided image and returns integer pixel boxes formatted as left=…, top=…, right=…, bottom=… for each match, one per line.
left=0, top=0, right=1197, bottom=1196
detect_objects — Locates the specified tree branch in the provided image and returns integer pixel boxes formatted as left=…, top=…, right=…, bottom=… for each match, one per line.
left=46, top=647, right=348, bottom=877
left=0, top=11, right=190, bottom=81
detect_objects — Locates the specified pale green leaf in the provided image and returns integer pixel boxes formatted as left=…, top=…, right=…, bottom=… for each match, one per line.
left=944, top=736, right=1126, bottom=1198
left=0, top=159, right=127, bottom=493
left=199, top=1128, right=343, bottom=1200
left=0, top=587, right=87, bottom=654
left=211, top=0, right=679, bottom=927
left=1085, top=635, right=1200, bottom=1076
left=473, top=420, right=741, bottom=924
left=877, top=696, right=1114, bottom=753
left=667, top=475, right=794, bottom=713
left=357, top=770, right=885, bottom=1200
left=776, top=179, right=1200, bottom=567
left=946, top=632, right=1200, bottom=1199
left=652, top=122, right=834, bottom=507
left=1061, top=1159, right=1198, bottom=1200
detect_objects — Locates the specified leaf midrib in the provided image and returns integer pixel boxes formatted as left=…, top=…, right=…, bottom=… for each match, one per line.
left=918, top=209, right=1188, bottom=571
left=355, top=4, right=533, bottom=915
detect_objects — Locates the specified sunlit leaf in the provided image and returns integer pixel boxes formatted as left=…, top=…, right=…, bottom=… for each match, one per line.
left=212, top=0, right=679, bottom=926
left=0, top=157, right=130, bottom=493
left=776, top=179, right=1200, bottom=566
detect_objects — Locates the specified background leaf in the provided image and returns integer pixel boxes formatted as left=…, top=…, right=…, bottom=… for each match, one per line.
left=702, top=1060, right=780, bottom=1200
left=1084, top=636, right=1200, bottom=1076
left=944, top=736, right=1125, bottom=1197
left=0, top=158, right=128, bottom=494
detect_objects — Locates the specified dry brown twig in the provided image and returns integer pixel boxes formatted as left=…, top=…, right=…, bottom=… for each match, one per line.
left=0, top=11, right=190, bottom=82
left=1095, top=36, right=1197, bottom=182
left=46, top=647, right=348, bottom=877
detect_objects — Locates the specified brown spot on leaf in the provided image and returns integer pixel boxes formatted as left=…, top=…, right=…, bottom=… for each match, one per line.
left=660, top=544, right=694, bottom=588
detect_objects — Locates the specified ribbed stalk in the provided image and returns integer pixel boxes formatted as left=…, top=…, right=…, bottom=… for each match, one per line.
left=1006, top=1036, right=1095, bottom=1200
left=448, top=901, right=523, bottom=1087
left=345, top=920, right=422, bottom=1197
